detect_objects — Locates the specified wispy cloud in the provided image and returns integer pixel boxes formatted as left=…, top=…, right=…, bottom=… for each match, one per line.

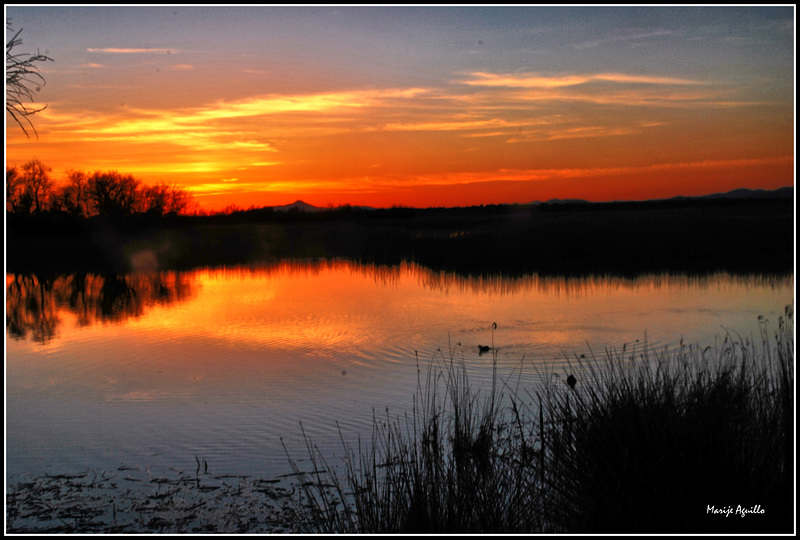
left=87, top=47, right=176, bottom=54
left=455, top=71, right=757, bottom=110
left=83, top=87, right=430, bottom=136
left=574, top=29, right=681, bottom=50
left=507, top=125, right=638, bottom=143
left=187, top=88, right=429, bottom=121
left=381, top=117, right=534, bottom=133
left=460, top=71, right=704, bottom=88
left=35, top=87, right=432, bottom=168
left=186, top=177, right=317, bottom=196
left=22, top=87, right=432, bottom=176
left=368, top=156, right=794, bottom=189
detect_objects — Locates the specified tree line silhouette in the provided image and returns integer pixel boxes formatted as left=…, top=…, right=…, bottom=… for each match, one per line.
left=6, top=158, right=794, bottom=278
left=6, top=158, right=194, bottom=219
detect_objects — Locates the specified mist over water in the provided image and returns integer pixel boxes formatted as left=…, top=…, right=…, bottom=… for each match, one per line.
left=6, top=261, right=793, bottom=481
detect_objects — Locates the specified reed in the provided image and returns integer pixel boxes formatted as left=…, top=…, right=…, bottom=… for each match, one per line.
left=286, top=340, right=545, bottom=533
left=287, top=307, right=794, bottom=533
left=541, top=304, right=794, bottom=533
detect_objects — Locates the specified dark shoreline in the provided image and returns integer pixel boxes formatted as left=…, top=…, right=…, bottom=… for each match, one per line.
left=6, top=196, right=794, bottom=277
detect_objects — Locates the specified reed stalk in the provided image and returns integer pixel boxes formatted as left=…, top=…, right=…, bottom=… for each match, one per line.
left=287, top=308, right=794, bottom=533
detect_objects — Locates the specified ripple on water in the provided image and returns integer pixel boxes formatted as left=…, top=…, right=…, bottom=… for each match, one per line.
left=6, top=265, right=793, bottom=484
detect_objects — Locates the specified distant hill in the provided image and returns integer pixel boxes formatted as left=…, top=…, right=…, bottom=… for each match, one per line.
left=268, top=188, right=792, bottom=213
left=531, top=187, right=793, bottom=207
left=270, top=200, right=323, bottom=212
left=268, top=200, right=377, bottom=212
left=688, top=186, right=794, bottom=200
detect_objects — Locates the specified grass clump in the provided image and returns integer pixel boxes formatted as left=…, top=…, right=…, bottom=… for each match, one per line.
left=286, top=341, right=546, bottom=533
left=287, top=308, right=794, bottom=533
left=544, top=307, right=794, bottom=533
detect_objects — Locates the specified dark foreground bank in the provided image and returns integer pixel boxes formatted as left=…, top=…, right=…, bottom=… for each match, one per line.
left=6, top=195, right=794, bottom=276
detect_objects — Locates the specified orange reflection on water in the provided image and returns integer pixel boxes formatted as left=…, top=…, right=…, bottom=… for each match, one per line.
left=105, top=262, right=793, bottom=375
left=6, top=262, right=793, bottom=489
left=162, top=261, right=401, bottom=353
left=5, top=260, right=793, bottom=459
left=8, top=262, right=793, bottom=349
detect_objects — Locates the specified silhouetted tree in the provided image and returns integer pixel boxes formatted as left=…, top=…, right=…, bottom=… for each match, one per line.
left=138, top=182, right=171, bottom=215
left=138, top=182, right=191, bottom=216
left=52, top=169, right=91, bottom=217
left=6, top=165, right=25, bottom=213
left=6, top=21, right=53, bottom=138
left=7, top=158, right=195, bottom=220
left=165, top=183, right=193, bottom=215
left=8, top=158, right=55, bottom=215
left=87, top=170, right=140, bottom=218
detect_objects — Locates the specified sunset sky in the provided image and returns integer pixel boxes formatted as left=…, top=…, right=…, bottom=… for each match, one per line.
left=5, top=6, right=795, bottom=211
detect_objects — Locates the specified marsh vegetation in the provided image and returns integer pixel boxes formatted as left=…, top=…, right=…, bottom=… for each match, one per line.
left=288, top=307, right=794, bottom=533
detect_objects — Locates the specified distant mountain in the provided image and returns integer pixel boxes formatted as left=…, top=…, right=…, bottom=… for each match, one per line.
left=267, top=200, right=378, bottom=212
left=270, top=200, right=323, bottom=212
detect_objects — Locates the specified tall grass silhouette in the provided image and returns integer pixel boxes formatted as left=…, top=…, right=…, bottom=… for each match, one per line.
left=541, top=306, right=794, bottom=533
left=285, top=307, right=794, bottom=533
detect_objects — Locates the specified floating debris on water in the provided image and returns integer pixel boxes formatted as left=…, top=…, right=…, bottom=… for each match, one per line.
left=6, top=467, right=302, bottom=533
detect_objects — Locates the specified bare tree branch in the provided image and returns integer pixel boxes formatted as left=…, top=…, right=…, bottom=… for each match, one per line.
left=6, top=22, right=54, bottom=139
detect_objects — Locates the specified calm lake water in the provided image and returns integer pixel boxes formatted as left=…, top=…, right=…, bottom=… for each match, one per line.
left=6, top=260, right=793, bottom=483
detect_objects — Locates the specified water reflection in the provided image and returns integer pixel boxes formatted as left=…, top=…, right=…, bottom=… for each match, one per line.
left=7, top=261, right=794, bottom=345
left=6, top=272, right=196, bottom=343
left=6, top=259, right=793, bottom=482
left=205, top=259, right=792, bottom=296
